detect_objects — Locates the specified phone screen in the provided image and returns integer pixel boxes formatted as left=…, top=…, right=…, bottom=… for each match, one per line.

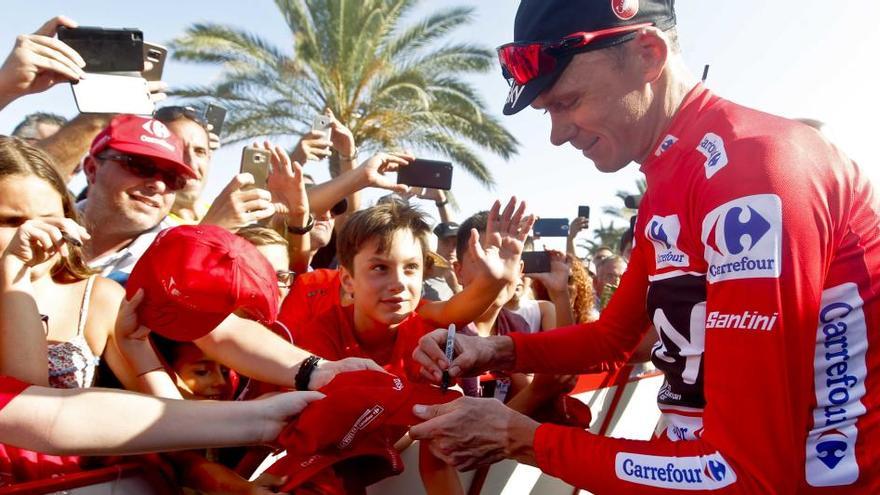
left=396, top=159, right=453, bottom=190
left=522, top=251, right=552, bottom=274
left=532, top=218, right=570, bottom=237
left=58, top=26, right=144, bottom=72
left=240, top=148, right=270, bottom=190
left=204, top=104, right=227, bottom=136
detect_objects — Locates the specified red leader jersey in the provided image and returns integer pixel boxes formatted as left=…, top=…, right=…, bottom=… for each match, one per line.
left=509, top=85, right=879, bottom=493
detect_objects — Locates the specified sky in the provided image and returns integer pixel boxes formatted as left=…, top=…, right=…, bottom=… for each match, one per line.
left=1, top=1, right=878, bottom=253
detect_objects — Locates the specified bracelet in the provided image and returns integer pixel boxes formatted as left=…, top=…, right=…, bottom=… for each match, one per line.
left=295, top=355, right=322, bottom=391
left=435, top=199, right=448, bottom=207
left=286, top=214, right=315, bottom=235
left=136, top=365, right=165, bottom=377
left=338, top=147, right=359, bottom=161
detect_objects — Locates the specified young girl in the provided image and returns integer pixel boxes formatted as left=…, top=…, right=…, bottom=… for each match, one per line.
left=0, top=136, right=166, bottom=481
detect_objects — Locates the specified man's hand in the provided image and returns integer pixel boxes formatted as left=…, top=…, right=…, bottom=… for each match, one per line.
left=256, top=390, right=326, bottom=444
left=200, top=174, right=275, bottom=231
left=264, top=141, right=308, bottom=227
left=291, top=130, right=332, bottom=163
left=568, top=216, right=589, bottom=239
left=413, top=187, right=446, bottom=203
left=326, top=109, right=356, bottom=159
left=0, top=16, right=85, bottom=108
left=528, top=250, right=571, bottom=296
left=357, top=151, right=414, bottom=193
left=408, top=397, right=539, bottom=470
left=412, top=328, right=510, bottom=384
left=463, top=197, right=535, bottom=285
left=307, top=357, right=387, bottom=390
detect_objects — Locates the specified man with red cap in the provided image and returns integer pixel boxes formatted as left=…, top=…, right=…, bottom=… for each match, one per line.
left=79, top=114, right=196, bottom=284
left=412, top=0, right=880, bottom=493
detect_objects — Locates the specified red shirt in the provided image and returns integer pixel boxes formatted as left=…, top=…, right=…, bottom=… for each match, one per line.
left=0, top=376, right=27, bottom=412
left=278, top=269, right=342, bottom=332
left=292, top=303, right=434, bottom=381
left=511, top=85, right=880, bottom=493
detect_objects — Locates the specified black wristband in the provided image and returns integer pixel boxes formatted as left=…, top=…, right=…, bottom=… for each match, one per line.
left=435, top=200, right=448, bottom=207
left=294, top=355, right=321, bottom=390
left=286, top=214, right=315, bottom=235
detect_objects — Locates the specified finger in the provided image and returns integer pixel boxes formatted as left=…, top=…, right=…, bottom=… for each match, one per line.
left=486, top=200, right=501, bottom=238
left=417, top=330, right=452, bottom=372
left=26, top=46, right=84, bottom=82
left=298, top=391, right=325, bottom=405
left=387, top=151, right=416, bottom=162
left=499, top=197, right=516, bottom=232
left=28, top=35, right=86, bottom=73
left=125, top=288, right=145, bottom=306
left=239, top=187, right=273, bottom=202
left=145, top=80, right=168, bottom=94
left=242, top=199, right=276, bottom=215
left=224, top=173, right=254, bottom=193
left=467, top=228, right=485, bottom=261
left=509, top=200, right=527, bottom=236
left=34, top=15, right=79, bottom=37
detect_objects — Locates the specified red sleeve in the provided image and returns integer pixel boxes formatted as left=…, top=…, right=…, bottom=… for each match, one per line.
left=0, top=376, right=30, bottom=411
left=509, top=237, right=652, bottom=374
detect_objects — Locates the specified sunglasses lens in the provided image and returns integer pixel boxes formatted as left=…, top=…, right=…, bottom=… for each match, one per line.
left=499, top=44, right=556, bottom=86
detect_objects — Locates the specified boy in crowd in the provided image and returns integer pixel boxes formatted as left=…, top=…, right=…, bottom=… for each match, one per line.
left=286, top=199, right=532, bottom=494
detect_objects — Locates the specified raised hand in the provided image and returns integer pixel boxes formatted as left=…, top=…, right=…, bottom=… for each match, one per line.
left=0, top=16, right=85, bottom=108
left=568, top=216, right=589, bottom=238
left=200, top=172, right=275, bottom=232
left=357, top=151, right=414, bottom=193
left=291, top=130, right=332, bottom=163
left=264, top=141, right=308, bottom=227
left=325, top=109, right=357, bottom=160
left=464, top=197, right=535, bottom=284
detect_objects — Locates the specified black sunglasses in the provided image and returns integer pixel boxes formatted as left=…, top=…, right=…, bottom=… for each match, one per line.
left=154, top=106, right=206, bottom=127
left=97, top=153, right=188, bottom=191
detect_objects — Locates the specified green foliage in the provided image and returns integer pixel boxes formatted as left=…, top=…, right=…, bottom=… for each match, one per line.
left=168, top=0, right=518, bottom=184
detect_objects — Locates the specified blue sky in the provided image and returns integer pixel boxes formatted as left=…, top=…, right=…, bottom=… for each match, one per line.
left=1, top=1, right=877, bottom=253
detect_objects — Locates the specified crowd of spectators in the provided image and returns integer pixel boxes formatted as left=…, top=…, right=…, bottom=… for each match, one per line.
left=0, top=14, right=636, bottom=494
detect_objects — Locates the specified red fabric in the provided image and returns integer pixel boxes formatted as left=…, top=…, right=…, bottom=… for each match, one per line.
left=89, top=114, right=195, bottom=179
left=276, top=370, right=458, bottom=453
left=126, top=225, right=280, bottom=341
left=509, top=85, right=880, bottom=493
left=0, top=376, right=28, bottom=411
left=278, top=269, right=342, bottom=334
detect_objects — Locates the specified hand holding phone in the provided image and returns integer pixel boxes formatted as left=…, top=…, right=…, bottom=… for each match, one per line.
left=57, top=26, right=144, bottom=72
left=311, top=115, right=332, bottom=136
left=204, top=104, right=227, bottom=137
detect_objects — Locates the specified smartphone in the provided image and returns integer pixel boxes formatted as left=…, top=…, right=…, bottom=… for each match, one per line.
left=240, top=147, right=271, bottom=190
left=312, top=115, right=332, bottom=134
left=204, top=104, right=227, bottom=136
left=532, top=218, right=570, bottom=237
left=58, top=26, right=144, bottom=72
left=71, top=73, right=152, bottom=115
left=522, top=251, right=552, bottom=274
left=397, top=159, right=453, bottom=190
left=578, top=205, right=591, bottom=219
left=141, top=42, right=167, bottom=81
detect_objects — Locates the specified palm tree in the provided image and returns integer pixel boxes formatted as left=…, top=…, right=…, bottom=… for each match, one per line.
left=602, top=176, right=646, bottom=222
left=578, top=220, right=627, bottom=256
left=168, top=0, right=518, bottom=184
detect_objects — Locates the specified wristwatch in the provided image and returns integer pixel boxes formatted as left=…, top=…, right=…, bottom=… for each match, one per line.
left=286, top=214, right=315, bottom=235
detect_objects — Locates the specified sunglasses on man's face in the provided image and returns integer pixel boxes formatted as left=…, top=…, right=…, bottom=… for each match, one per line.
left=154, top=106, right=206, bottom=127
left=97, top=153, right=188, bottom=191
left=497, top=22, right=653, bottom=87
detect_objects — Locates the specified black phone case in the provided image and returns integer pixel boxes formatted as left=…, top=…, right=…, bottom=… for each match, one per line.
left=578, top=206, right=591, bottom=219
left=58, top=26, right=144, bottom=73
left=522, top=251, right=551, bottom=274
left=204, top=105, right=227, bottom=136
left=397, top=159, right=453, bottom=190
left=532, top=218, right=570, bottom=237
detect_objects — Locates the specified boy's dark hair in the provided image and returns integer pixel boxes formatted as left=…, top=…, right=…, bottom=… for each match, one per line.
left=337, top=202, right=431, bottom=272
left=456, top=211, right=489, bottom=261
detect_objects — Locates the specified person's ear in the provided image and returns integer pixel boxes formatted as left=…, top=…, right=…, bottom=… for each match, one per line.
left=83, top=155, right=99, bottom=185
left=340, top=266, right=355, bottom=296
left=632, top=27, right=669, bottom=84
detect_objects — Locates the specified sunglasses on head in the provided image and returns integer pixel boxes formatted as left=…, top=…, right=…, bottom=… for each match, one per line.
left=497, top=22, right=653, bottom=87
left=97, top=153, right=188, bottom=191
left=154, top=106, right=206, bottom=127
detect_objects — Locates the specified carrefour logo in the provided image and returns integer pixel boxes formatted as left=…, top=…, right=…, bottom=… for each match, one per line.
left=697, top=133, right=728, bottom=179
left=645, top=214, right=689, bottom=269
left=701, top=195, right=781, bottom=283
left=806, top=283, right=867, bottom=487
left=615, top=452, right=737, bottom=490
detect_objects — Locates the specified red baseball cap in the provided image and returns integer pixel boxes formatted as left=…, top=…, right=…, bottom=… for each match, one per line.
left=277, top=370, right=460, bottom=454
left=126, top=225, right=280, bottom=341
left=89, top=114, right=196, bottom=180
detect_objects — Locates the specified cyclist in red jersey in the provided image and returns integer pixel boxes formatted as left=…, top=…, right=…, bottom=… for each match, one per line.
left=409, top=1, right=878, bottom=493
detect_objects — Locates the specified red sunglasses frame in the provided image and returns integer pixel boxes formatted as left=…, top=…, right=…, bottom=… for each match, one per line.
left=497, top=22, right=653, bottom=86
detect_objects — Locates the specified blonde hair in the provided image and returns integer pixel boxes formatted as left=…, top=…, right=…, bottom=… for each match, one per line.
left=0, top=136, right=95, bottom=281
left=236, top=225, right=288, bottom=247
